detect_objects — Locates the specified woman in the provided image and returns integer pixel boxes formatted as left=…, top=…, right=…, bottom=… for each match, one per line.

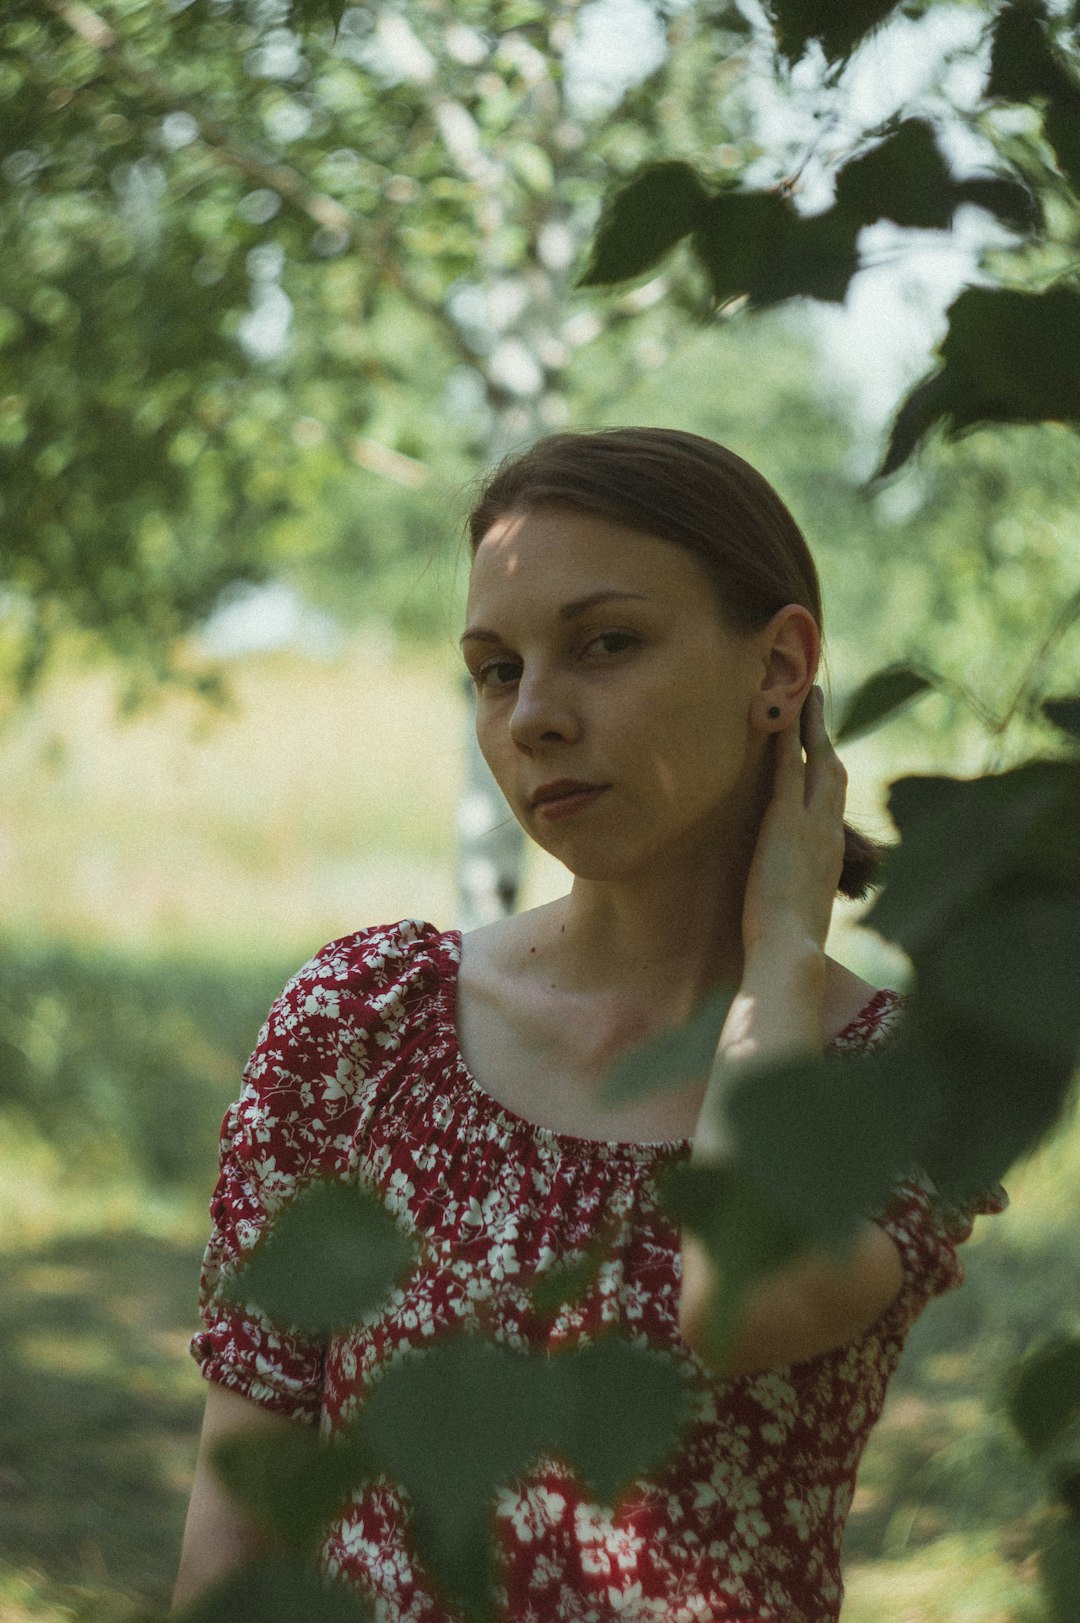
left=172, top=428, right=1005, bottom=1622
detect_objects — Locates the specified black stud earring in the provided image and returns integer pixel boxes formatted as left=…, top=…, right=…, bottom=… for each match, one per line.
left=767, top=706, right=781, bottom=719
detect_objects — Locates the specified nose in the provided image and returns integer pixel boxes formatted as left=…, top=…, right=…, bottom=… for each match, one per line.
left=508, top=665, right=580, bottom=752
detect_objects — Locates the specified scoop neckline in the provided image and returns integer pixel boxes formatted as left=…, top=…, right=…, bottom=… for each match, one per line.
left=436, top=926, right=901, bottom=1160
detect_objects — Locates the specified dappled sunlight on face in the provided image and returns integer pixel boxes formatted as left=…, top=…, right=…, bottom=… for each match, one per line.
left=462, top=506, right=770, bottom=882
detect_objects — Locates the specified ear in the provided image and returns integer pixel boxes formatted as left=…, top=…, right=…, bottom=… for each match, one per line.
left=755, top=605, right=819, bottom=730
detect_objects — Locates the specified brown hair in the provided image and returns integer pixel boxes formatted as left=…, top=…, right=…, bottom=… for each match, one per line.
left=467, top=426, right=888, bottom=901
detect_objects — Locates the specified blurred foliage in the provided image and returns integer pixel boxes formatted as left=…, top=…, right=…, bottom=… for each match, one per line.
left=0, top=0, right=746, bottom=704
left=582, top=0, right=1080, bottom=478
left=1008, top=1336, right=1080, bottom=1623
left=0, top=933, right=295, bottom=1186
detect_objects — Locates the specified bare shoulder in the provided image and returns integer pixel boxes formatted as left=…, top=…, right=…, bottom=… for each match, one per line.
left=458, top=902, right=562, bottom=983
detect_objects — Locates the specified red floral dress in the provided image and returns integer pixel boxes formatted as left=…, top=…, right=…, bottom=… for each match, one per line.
left=191, top=919, right=1007, bottom=1623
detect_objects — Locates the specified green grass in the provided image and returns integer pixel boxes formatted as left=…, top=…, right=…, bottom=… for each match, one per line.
left=2, top=640, right=1076, bottom=1622
left=0, top=637, right=468, bottom=958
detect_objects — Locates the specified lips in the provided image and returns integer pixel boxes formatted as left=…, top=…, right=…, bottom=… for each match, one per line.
left=530, top=779, right=608, bottom=807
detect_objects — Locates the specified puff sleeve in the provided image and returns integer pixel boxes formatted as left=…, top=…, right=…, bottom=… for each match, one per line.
left=190, top=932, right=388, bottom=1422
left=857, top=994, right=1009, bottom=1329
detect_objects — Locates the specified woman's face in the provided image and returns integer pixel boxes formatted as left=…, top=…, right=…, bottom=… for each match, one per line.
left=462, top=506, right=805, bottom=883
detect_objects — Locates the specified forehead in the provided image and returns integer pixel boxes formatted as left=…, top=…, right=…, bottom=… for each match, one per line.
left=467, top=507, right=713, bottom=606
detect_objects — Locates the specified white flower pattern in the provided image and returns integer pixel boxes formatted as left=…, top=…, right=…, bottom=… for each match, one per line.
left=192, top=920, right=1007, bottom=1623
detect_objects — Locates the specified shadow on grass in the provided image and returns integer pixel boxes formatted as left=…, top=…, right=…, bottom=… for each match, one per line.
left=3, top=1213, right=1071, bottom=1618
left=843, top=1218, right=1076, bottom=1571
left=0, top=1227, right=209, bottom=1615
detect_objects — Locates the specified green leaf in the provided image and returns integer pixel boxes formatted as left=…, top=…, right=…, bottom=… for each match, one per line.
left=656, top=1159, right=807, bottom=1370
left=1043, top=695, right=1080, bottom=740
left=833, top=663, right=938, bottom=743
left=834, top=119, right=954, bottom=230
left=1007, top=1336, right=1080, bottom=1460
left=357, top=1335, right=549, bottom=1623
left=953, top=174, right=1042, bottom=234
left=578, top=161, right=710, bottom=287
left=760, top=206, right=863, bottom=305
left=767, top=0, right=905, bottom=65
left=861, top=761, right=1080, bottom=1199
left=875, top=286, right=1080, bottom=479
left=1006, top=1337, right=1080, bottom=1523
left=510, top=142, right=555, bottom=196
left=723, top=1051, right=910, bottom=1252
left=211, top=1425, right=376, bottom=1554
left=353, top=1331, right=693, bottom=1619
left=864, top=762, right=1078, bottom=955
left=223, top=1176, right=419, bottom=1338
left=1044, top=94, right=1080, bottom=195
left=691, top=192, right=860, bottom=308
left=987, top=3, right=1060, bottom=102
left=597, top=989, right=731, bottom=1108
left=920, top=889, right=1080, bottom=1071
left=873, top=369, right=954, bottom=482
left=528, top=1234, right=613, bottom=1318
left=690, top=190, right=792, bottom=305
left=988, top=4, right=1080, bottom=192
left=176, top=1555, right=373, bottom=1623
left=543, top=1334, right=696, bottom=1503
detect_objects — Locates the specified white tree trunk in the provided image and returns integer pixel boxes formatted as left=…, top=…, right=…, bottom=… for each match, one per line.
left=457, top=676, right=526, bottom=930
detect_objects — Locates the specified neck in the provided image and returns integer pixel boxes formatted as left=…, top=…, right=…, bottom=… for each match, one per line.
left=537, top=803, right=763, bottom=1023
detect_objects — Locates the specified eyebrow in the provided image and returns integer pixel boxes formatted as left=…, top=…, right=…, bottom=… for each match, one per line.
left=459, top=590, right=650, bottom=647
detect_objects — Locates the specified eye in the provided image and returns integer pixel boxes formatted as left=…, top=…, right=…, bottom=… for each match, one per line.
left=473, top=656, right=520, bottom=690
left=584, top=631, right=638, bottom=657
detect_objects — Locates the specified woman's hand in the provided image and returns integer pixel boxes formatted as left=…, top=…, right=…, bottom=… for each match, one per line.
left=741, top=684, right=848, bottom=965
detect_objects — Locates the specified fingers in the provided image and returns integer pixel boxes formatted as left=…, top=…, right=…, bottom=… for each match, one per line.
left=803, top=685, right=848, bottom=813
left=771, top=693, right=808, bottom=805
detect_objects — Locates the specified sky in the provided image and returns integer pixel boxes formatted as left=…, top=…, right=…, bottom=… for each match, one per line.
left=567, top=0, right=1010, bottom=453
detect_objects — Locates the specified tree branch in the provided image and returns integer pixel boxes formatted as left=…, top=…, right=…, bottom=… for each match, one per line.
left=44, top=0, right=358, bottom=238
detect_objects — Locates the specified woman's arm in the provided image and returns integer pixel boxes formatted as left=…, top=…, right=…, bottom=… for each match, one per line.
left=677, top=944, right=903, bottom=1375
left=171, top=1383, right=300, bottom=1613
left=675, top=686, right=903, bottom=1373
left=679, top=1214, right=903, bottom=1376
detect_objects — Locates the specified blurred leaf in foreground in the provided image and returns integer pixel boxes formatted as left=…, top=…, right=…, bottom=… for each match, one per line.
left=876, top=286, right=1080, bottom=479
left=657, top=1159, right=806, bottom=1371
left=865, top=762, right=1080, bottom=957
left=723, top=1052, right=911, bottom=1252
left=212, top=1422, right=376, bottom=1555
left=356, top=1329, right=693, bottom=1622
left=767, top=0, right=903, bottom=65
left=1041, top=1521, right=1080, bottom=1623
left=543, top=1334, right=696, bottom=1505
left=357, top=1334, right=547, bottom=1623
left=224, top=1176, right=419, bottom=1338
left=598, top=989, right=731, bottom=1108
left=578, top=161, right=709, bottom=287
left=1000, top=1330, right=1078, bottom=1486
left=1042, top=695, right=1080, bottom=741
left=176, top=1554, right=373, bottom=1623
left=1007, top=1335, right=1080, bottom=1623
left=988, top=0, right=1080, bottom=194
left=864, top=759, right=1080, bottom=1201
left=833, top=664, right=938, bottom=743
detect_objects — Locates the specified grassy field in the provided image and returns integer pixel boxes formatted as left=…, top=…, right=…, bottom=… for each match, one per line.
left=0, top=640, right=1075, bottom=1623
